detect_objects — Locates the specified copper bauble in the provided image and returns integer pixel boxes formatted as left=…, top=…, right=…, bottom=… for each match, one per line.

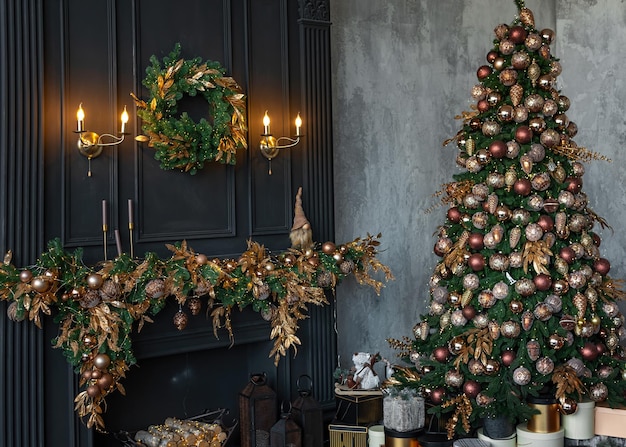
left=525, top=94, right=544, bottom=113
left=187, top=296, right=202, bottom=316
left=468, top=253, right=485, bottom=271
left=515, top=125, right=532, bottom=144
left=462, top=305, right=476, bottom=321
left=511, top=51, right=531, bottom=69
left=559, top=397, right=578, bottom=415
left=468, top=233, right=484, bottom=251
left=321, top=241, right=336, bottom=254
left=485, top=359, right=500, bottom=375
left=86, top=384, right=101, bottom=398
left=525, top=33, right=543, bottom=51
left=580, top=342, right=598, bottom=361
left=430, top=388, right=446, bottom=405
left=482, top=120, right=501, bottom=137
left=594, top=258, right=611, bottom=276
left=477, top=99, right=490, bottom=113
left=513, top=179, right=532, bottom=197
left=433, top=346, right=450, bottom=363
left=565, top=177, right=583, bottom=194
left=477, top=65, right=492, bottom=80
left=486, top=50, right=499, bottom=64
left=533, top=274, right=552, bottom=292
left=501, top=350, right=516, bottom=367
left=509, top=300, right=523, bottom=314
left=498, top=104, right=514, bottom=123
left=488, top=140, right=507, bottom=159
left=173, top=310, right=189, bottom=330
left=541, top=28, right=555, bottom=44
left=100, top=280, right=121, bottom=302
left=90, top=369, right=103, bottom=380
left=513, top=105, right=529, bottom=123
left=447, top=207, right=462, bottom=223
left=528, top=117, right=546, bottom=134
left=499, top=68, right=518, bottom=87
left=97, top=372, right=114, bottom=391
left=93, top=353, right=111, bottom=370
left=195, top=253, right=208, bottom=265
left=463, top=380, right=481, bottom=398
left=509, top=25, right=527, bottom=44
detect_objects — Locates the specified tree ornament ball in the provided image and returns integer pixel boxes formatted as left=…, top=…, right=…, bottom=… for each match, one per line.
left=488, top=140, right=507, bottom=158
left=501, top=350, right=516, bottom=366
left=97, top=372, right=114, bottom=391
left=434, top=346, right=450, bottom=363
left=565, top=176, right=583, bottom=194
left=462, top=305, right=477, bottom=320
left=93, top=353, right=111, bottom=370
left=477, top=99, right=490, bottom=113
left=513, top=366, right=532, bottom=385
left=86, top=273, right=104, bottom=290
left=513, top=179, right=532, bottom=196
left=447, top=207, right=462, bottom=223
left=477, top=65, right=492, bottom=80
left=486, top=50, right=499, bottom=64
left=430, top=387, right=446, bottom=405
left=590, top=383, right=609, bottom=402
left=321, top=241, right=336, bottom=254
left=86, top=384, right=102, bottom=399
left=580, top=342, right=599, bottom=361
left=559, top=247, right=576, bottom=264
left=462, top=380, right=481, bottom=398
left=20, top=269, right=33, bottom=283
left=515, top=125, right=533, bottom=144
left=90, top=369, right=103, bottom=380
left=509, top=25, right=528, bottom=44
left=195, top=253, right=208, bottom=265
left=537, top=215, right=554, bottom=232
left=533, top=274, right=552, bottom=291
left=468, top=253, right=485, bottom=271
left=468, top=233, right=484, bottom=250
left=559, top=397, right=578, bottom=415
left=594, top=258, right=611, bottom=276
left=31, top=277, right=51, bottom=293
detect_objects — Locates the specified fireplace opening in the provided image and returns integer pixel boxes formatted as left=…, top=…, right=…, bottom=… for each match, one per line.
left=92, top=300, right=280, bottom=447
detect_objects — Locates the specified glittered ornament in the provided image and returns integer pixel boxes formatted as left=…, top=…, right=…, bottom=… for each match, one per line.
left=521, top=311, right=535, bottom=331
left=559, top=397, right=578, bottom=416
left=79, top=289, right=101, bottom=309
left=501, top=321, right=521, bottom=338
left=540, top=129, right=561, bottom=148
left=340, top=259, right=355, bottom=274
left=451, top=309, right=468, bottom=327
left=463, top=273, right=480, bottom=290
left=533, top=303, right=553, bottom=323
left=445, top=370, right=465, bottom=388
left=482, top=120, right=501, bottom=137
left=589, top=383, right=608, bottom=402
left=513, top=367, right=531, bottom=385
left=99, top=280, right=121, bottom=302
left=145, top=278, right=166, bottom=299
left=489, top=253, right=510, bottom=272
left=173, top=310, right=189, bottom=330
left=187, top=296, right=202, bottom=316
left=511, top=208, right=531, bottom=225
left=473, top=313, right=489, bottom=329
left=536, top=357, right=554, bottom=375
left=526, top=339, right=541, bottom=361
left=525, top=94, right=544, bottom=113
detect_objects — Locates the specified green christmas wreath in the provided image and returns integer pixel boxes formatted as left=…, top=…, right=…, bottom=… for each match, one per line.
left=131, top=44, right=247, bottom=174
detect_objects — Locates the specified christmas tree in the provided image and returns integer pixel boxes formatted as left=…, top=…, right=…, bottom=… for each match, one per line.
left=387, top=0, right=626, bottom=439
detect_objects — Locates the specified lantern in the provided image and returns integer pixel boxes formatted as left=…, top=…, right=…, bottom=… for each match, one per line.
left=239, top=372, right=277, bottom=447
left=270, top=402, right=302, bottom=447
left=291, top=375, right=324, bottom=447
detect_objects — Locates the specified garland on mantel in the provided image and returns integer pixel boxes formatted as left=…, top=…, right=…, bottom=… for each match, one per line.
left=0, top=235, right=392, bottom=430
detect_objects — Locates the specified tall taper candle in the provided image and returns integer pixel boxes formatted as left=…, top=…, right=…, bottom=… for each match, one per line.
left=128, top=199, right=134, bottom=225
left=114, top=229, right=122, bottom=257
left=102, top=200, right=108, bottom=260
left=128, top=198, right=135, bottom=258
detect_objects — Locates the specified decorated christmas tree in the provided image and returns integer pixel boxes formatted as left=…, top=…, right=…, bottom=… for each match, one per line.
left=386, top=0, right=626, bottom=439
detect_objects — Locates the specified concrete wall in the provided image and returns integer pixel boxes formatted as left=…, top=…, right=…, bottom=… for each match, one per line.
left=331, top=0, right=626, bottom=374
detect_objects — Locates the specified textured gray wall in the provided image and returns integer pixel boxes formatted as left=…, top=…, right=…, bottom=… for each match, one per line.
left=331, top=0, right=626, bottom=374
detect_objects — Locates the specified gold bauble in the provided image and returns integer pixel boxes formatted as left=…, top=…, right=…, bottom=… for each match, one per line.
left=93, top=353, right=111, bottom=370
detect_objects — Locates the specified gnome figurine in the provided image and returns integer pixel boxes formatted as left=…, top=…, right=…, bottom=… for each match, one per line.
left=290, top=187, right=313, bottom=249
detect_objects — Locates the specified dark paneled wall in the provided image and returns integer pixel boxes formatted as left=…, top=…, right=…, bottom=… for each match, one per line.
left=1, top=0, right=334, bottom=445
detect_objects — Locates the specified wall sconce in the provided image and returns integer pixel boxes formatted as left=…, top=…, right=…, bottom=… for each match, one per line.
left=259, top=111, right=302, bottom=174
left=75, top=103, right=130, bottom=177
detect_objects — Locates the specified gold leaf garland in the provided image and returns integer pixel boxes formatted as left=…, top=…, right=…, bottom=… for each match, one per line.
left=0, top=234, right=393, bottom=430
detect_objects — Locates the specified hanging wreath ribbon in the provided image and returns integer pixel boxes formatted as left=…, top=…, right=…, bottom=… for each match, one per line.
left=132, top=44, right=247, bottom=174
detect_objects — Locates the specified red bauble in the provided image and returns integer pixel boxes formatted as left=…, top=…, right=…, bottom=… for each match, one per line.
left=533, top=273, right=552, bottom=291
left=501, top=350, right=517, bottom=367
left=592, top=233, right=602, bottom=247
left=537, top=215, right=554, bottom=232
left=468, top=253, right=485, bottom=271
left=565, top=176, right=583, bottom=194
left=463, top=380, right=481, bottom=398
left=462, top=305, right=477, bottom=320
left=515, top=125, right=533, bottom=144
left=430, top=387, right=446, bottom=405
left=559, top=247, right=576, bottom=264
left=477, top=99, right=490, bottom=113
left=594, top=258, right=611, bottom=276
left=447, top=207, right=462, bottom=223
left=513, top=179, right=532, bottom=196
left=477, top=65, right=493, bottom=80
left=468, top=233, right=484, bottom=250
left=509, top=25, right=528, bottom=44
left=596, top=343, right=607, bottom=356
left=488, top=140, right=507, bottom=158
left=434, top=346, right=450, bottom=363
left=580, top=342, right=599, bottom=361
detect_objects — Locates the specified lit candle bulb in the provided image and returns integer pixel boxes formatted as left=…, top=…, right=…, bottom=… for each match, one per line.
left=120, top=106, right=129, bottom=134
left=295, top=113, right=302, bottom=136
left=77, top=103, right=85, bottom=132
left=263, top=111, right=271, bottom=135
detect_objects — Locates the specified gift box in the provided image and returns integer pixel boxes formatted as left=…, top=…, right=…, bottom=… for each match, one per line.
left=334, top=385, right=383, bottom=426
left=329, top=424, right=368, bottom=447
left=594, top=403, right=626, bottom=438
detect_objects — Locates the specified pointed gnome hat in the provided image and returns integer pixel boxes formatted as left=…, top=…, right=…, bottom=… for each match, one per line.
left=291, top=187, right=311, bottom=231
